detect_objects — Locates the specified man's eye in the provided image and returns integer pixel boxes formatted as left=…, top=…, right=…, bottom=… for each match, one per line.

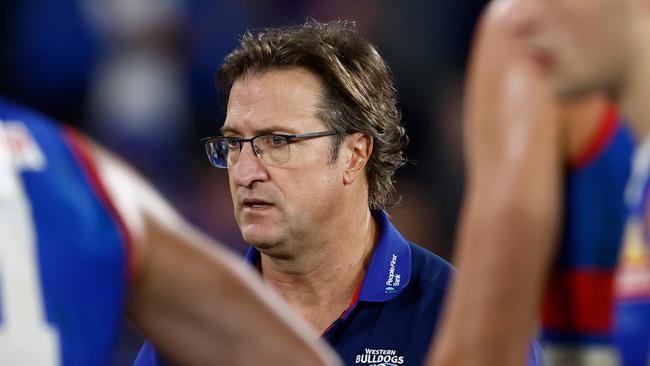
left=225, top=139, right=240, bottom=149
left=271, top=136, right=286, bottom=146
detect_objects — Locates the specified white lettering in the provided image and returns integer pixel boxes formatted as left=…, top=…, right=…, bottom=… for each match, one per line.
left=356, top=348, right=405, bottom=365
left=394, top=274, right=401, bottom=287
left=385, top=255, right=398, bottom=286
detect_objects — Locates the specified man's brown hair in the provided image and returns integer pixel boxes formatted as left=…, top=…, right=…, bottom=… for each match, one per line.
left=218, top=19, right=408, bottom=210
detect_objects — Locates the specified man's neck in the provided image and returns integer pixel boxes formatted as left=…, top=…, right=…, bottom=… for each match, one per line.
left=259, top=208, right=380, bottom=333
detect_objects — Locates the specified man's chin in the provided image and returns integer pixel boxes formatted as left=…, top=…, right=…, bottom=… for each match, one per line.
left=240, top=225, right=281, bottom=248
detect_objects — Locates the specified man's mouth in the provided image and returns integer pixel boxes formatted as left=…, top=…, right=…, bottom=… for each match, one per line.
left=242, top=198, right=274, bottom=210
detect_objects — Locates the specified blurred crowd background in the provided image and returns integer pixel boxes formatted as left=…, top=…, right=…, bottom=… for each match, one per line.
left=0, top=0, right=487, bottom=363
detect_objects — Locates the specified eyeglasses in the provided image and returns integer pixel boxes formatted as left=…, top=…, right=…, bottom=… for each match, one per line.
left=201, top=130, right=338, bottom=168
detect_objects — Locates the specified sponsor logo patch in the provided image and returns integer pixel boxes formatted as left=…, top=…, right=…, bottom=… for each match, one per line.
left=385, top=254, right=401, bottom=293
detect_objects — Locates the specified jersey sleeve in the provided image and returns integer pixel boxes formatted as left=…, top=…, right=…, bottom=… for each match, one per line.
left=61, top=127, right=137, bottom=281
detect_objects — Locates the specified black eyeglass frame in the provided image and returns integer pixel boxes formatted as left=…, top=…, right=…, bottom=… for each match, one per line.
left=201, top=130, right=339, bottom=168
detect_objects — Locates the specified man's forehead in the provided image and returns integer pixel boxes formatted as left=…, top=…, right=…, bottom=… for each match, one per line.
left=223, top=68, right=326, bottom=133
left=229, top=68, right=324, bottom=105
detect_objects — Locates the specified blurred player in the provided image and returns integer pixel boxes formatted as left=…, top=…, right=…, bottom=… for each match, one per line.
left=428, top=2, right=634, bottom=365
left=0, top=97, right=340, bottom=366
left=499, top=0, right=650, bottom=364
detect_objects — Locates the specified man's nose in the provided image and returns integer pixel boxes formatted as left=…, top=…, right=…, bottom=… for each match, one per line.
left=230, top=142, right=269, bottom=187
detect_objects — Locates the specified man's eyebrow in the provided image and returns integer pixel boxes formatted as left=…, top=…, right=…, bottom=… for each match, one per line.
left=220, top=125, right=299, bottom=136
left=257, top=125, right=299, bottom=135
left=220, top=126, right=239, bottom=135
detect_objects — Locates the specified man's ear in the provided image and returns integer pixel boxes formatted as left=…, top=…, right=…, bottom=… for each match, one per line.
left=341, top=133, right=373, bottom=185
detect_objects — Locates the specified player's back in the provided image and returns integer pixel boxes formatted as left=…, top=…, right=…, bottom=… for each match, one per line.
left=0, top=98, right=130, bottom=366
left=542, top=104, right=635, bottom=363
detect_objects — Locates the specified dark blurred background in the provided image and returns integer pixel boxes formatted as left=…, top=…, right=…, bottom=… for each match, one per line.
left=0, top=0, right=487, bottom=363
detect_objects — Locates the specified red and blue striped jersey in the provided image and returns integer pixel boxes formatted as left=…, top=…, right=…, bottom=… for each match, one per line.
left=541, top=107, right=635, bottom=361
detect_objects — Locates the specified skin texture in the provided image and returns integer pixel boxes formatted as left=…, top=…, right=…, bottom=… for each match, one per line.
left=86, top=138, right=341, bottom=366
left=502, top=0, right=650, bottom=136
left=427, top=3, right=612, bottom=365
left=499, top=0, right=632, bottom=99
left=223, top=67, right=380, bottom=334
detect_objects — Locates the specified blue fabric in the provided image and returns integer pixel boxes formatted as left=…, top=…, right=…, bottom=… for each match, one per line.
left=542, top=120, right=635, bottom=349
left=136, top=211, right=542, bottom=365
left=134, top=341, right=165, bottom=366
left=0, top=99, right=128, bottom=365
left=614, top=137, right=650, bottom=366
left=558, top=123, right=634, bottom=269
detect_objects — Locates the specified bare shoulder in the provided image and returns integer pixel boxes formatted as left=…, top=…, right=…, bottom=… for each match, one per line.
left=470, top=1, right=610, bottom=164
left=83, top=137, right=183, bottom=237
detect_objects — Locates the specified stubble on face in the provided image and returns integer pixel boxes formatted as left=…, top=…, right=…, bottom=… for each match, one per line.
left=224, top=68, right=344, bottom=256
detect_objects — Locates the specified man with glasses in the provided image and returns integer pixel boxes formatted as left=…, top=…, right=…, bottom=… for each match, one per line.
left=134, top=19, right=482, bottom=366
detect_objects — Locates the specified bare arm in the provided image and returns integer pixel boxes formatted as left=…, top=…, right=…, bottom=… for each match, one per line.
left=428, top=5, right=564, bottom=365
left=85, top=138, right=340, bottom=366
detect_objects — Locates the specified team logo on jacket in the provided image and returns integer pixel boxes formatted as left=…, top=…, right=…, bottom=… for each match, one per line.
left=355, top=348, right=405, bottom=365
left=385, top=254, right=401, bottom=293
